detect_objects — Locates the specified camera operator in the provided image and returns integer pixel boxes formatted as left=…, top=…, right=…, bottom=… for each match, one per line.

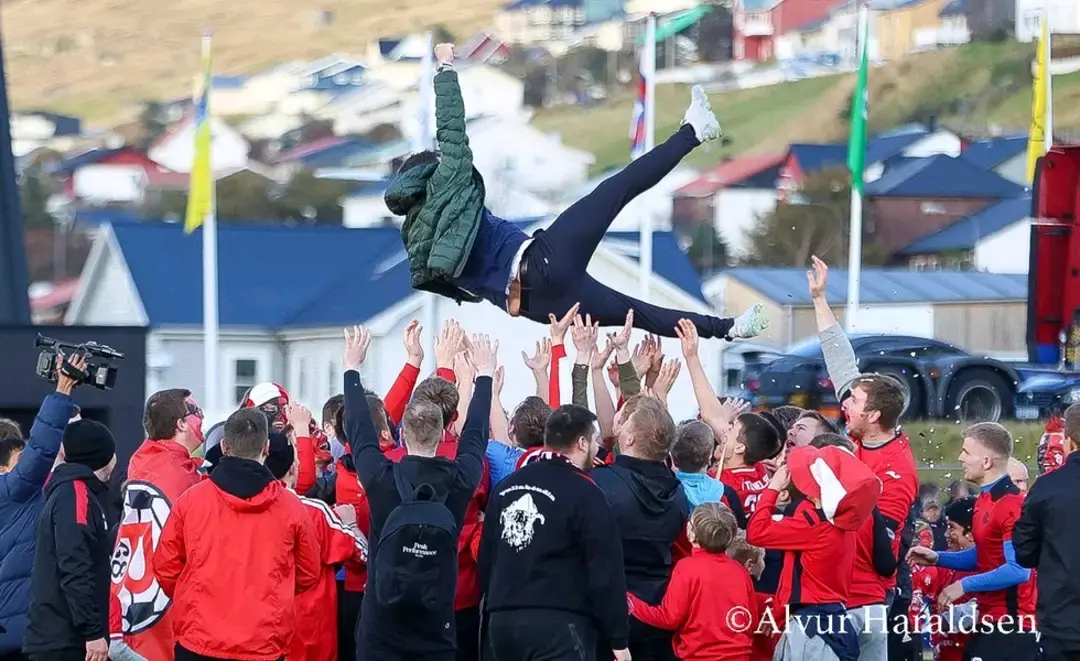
left=0, top=353, right=85, bottom=661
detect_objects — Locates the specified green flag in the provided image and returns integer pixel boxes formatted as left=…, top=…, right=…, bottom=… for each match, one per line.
left=847, top=6, right=869, bottom=195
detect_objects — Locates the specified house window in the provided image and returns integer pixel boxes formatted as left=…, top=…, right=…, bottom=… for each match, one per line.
left=234, top=359, right=259, bottom=404
left=921, top=201, right=947, bottom=215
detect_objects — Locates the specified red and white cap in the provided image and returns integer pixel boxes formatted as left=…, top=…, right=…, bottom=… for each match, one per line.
left=787, top=445, right=881, bottom=531
left=242, top=382, right=290, bottom=409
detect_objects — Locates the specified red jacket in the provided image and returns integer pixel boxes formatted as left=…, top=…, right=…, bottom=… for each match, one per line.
left=289, top=495, right=367, bottom=661
left=336, top=457, right=373, bottom=593
left=847, top=514, right=885, bottom=608
left=628, top=550, right=757, bottom=661
left=112, top=439, right=204, bottom=661
left=972, top=478, right=1037, bottom=621
left=746, top=489, right=855, bottom=607
left=720, top=464, right=771, bottom=515
left=385, top=437, right=491, bottom=610
left=750, top=593, right=780, bottom=661
left=154, top=461, right=321, bottom=661
left=855, top=434, right=919, bottom=592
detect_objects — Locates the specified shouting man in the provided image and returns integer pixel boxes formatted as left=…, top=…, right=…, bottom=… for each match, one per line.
left=385, top=43, right=768, bottom=341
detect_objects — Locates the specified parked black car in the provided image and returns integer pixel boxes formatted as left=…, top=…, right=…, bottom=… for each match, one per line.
left=747, top=335, right=1020, bottom=423
left=1014, top=371, right=1080, bottom=421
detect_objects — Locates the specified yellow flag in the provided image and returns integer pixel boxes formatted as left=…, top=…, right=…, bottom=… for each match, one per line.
left=184, top=34, right=214, bottom=234
left=1025, top=16, right=1049, bottom=184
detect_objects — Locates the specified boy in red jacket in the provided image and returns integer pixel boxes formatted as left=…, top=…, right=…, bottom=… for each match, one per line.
left=726, top=533, right=777, bottom=661
left=716, top=413, right=782, bottom=515
left=154, top=409, right=321, bottom=661
left=265, top=432, right=367, bottom=661
left=628, top=502, right=757, bottom=661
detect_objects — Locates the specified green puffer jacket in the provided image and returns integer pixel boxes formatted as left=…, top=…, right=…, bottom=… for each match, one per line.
left=384, top=69, right=484, bottom=303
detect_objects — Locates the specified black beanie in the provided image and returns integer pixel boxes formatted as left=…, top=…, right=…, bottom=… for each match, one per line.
left=63, top=419, right=116, bottom=471
left=265, top=431, right=295, bottom=481
left=944, top=496, right=976, bottom=531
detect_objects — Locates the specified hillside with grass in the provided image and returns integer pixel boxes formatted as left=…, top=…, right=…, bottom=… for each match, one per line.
left=0, top=0, right=501, bottom=117
left=534, top=40, right=1080, bottom=174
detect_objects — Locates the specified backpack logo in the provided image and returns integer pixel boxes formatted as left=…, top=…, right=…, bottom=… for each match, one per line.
left=500, top=493, right=546, bottom=551
left=403, top=542, right=437, bottom=558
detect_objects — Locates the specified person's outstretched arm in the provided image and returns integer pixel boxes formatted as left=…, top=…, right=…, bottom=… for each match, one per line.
left=429, top=44, right=473, bottom=194
left=341, top=327, right=388, bottom=489
left=456, top=337, right=497, bottom=491
left=807, top=256, right=860, bottom=397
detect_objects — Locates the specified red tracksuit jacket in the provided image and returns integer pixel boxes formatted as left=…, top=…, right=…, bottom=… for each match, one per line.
left=289, top=495, right=368, bottom=661
left=628, top=550, right=757, bottom=661
left=855, top=433, right=919, bottom=593
left=720, top=464, right=771, bottom=515
left=154, top=469, right=321, bottom=660
left=972, top=478, right=1037, bottom=622
left=746, top=489, right=855, bottom=609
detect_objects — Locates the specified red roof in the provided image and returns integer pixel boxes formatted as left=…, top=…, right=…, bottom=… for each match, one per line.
left=31, top=279, right=80, bottom=312
left=675, top=153, right=785, bottom=197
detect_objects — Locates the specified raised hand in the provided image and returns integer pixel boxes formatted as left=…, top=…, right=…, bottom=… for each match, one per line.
left=342, top=325, right=372, bottom=372
left=591, top=338, right=617, bottom=372
left=454, top=351, right=476, bottom=385
left=906, top=545, right=939, bottom=567
left=521, top=338, right=552, bottom=373
left=807, top=255, right=828, bottom=300
left=284, top=403, right=312, bottom=432
left=494, top=365, right=505, bottom=396
left=631, top=335, right=656, bottom=377
left=718, top=397, right=751, bottom=422
left=470, top=334, right=499, bottom=377
left=653, top=358, right=682, bottom=401
left=548, top=302, right=580, bottom=347
left=403, top=319, right=424, bottom=367
left=571, top=314, right=599, bottom=363
left=434, top=43, right=455, bottom=64
left=607, top=310, right=634, bottom=351
left=435, top=319, right=466, bottom=370
left=674, top=318, right=699, bottom=358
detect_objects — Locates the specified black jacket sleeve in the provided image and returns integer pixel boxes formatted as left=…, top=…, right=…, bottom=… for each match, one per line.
left=1013, top=481, right=1045, bottom=568
left=345, top=370, right=389, bottom=489
left=455, top=376, right=492, bottom=493
left=53, top=484, right=107, bottom=641
left=722, top=484, right=748, bottom=529
left=871, top=507, right=898, bottom=577
left=578, top=484, right=630, bottom=650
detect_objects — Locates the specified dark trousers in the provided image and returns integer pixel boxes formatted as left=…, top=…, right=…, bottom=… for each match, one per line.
left=339, top=584, right=363, bottom=661
left=1043, top=639, right=1080, bottom=661
left=488, top=608, right=597, bottom=661
left=522, top=125, right=734, bottom=339
left=962, top=631, right=1040, bottom=661
left=27, top=650, right=82, bottom=661
left=175, top=643, right=283, bottom=661
left=886, top=596, right=920, bottom=661
left=456, top=606, right=481, bottom=661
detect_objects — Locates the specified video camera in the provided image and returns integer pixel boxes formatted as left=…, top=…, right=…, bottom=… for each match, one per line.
left=35, top=334, right=125, bottom=390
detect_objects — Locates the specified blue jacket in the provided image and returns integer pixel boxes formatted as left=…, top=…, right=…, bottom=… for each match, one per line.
left=452, top=209, right=529, bottom=309
left=0, top=393, right=75, bottom=653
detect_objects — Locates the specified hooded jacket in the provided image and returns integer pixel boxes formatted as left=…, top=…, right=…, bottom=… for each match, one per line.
left=0, top=393, right=74, bottom=653
left=154, top=456, right=321, bottom=661
left=23, top=462, right=113, bottom=654
left=591, top=455, right=691, bottom=646
left=111, top=438, right=204, bottom=661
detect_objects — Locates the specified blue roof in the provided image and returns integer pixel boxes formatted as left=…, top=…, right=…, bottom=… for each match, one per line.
left=789, top=143, right=846, bottom=174
left=939, top=0, right=967, bottom=15
left=865, top=131, right=927, bottom=164
left=864, top=154, right=1026, bottom=198
left=378, top=39, right=401, bottom=57
left=51, top=148, right=127, bottom=176
left=109, top=222, right=704, bottom=327
left=899, top=196, right=1032, bottom=254
left=959, top=135, right=1027, bottom=169
left=503, top=0, right=582, bottom=10
left=725, top=268, right=1027, bottom=305
left=790, top=129, right=931, bottom=175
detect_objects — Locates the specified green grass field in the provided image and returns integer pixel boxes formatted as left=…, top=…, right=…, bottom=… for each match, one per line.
left=533, top=40, right=1080, bottom=174
left=893, top=420, right=1046, bottom=484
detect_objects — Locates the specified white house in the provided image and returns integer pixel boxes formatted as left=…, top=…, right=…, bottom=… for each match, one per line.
left=467, top=114, right=595, bottom=196
left=316, top=80, right=403, bottom=136
left=1016, top=0, right=1080, bottom=41
left=10, top=111, right=82, bottom=157
left=149, top=116, right=250, bottom=174
left=896, top=196, right=1034, bottom=274
left=66, top=221, right=721, bottom=423
left=673, top=154, right=784, bottom=260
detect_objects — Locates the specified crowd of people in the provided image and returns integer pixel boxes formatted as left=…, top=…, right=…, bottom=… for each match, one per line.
left=0, top=255, right=1076, bottom=661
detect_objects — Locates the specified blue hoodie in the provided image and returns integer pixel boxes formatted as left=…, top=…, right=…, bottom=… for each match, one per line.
left=674, top=471, right=726, bottom=508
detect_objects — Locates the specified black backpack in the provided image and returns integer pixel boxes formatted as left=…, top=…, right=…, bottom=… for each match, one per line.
left=373, top=469, right=459, bottom=611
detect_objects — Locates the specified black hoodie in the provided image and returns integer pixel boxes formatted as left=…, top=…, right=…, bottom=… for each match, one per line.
left=344, top=369, right=490, bottom=655
left=24, top=463, right=113, bottom=654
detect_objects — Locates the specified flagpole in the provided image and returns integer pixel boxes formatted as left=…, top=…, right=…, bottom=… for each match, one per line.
left=639, top=13, right=657, bottom=300
left=845, top=3, right=869, bottom=333
left=417, top=31, right=439, bottom=364
left=1044, top=0, right=1053, bottom=153
left=200, top=31, right=219, bottom=417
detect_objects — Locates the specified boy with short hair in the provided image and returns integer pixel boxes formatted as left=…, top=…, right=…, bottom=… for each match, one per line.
left=627, top=503, right=757, bottom=661
left=671, top=420, right=746, bottom=527
left=718, top=413, right=782, bottom=515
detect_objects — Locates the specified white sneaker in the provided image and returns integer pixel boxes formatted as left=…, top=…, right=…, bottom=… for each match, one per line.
left=682, top=85, right=721, bottom=143
left=730, top=303, right=769, bottom=339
